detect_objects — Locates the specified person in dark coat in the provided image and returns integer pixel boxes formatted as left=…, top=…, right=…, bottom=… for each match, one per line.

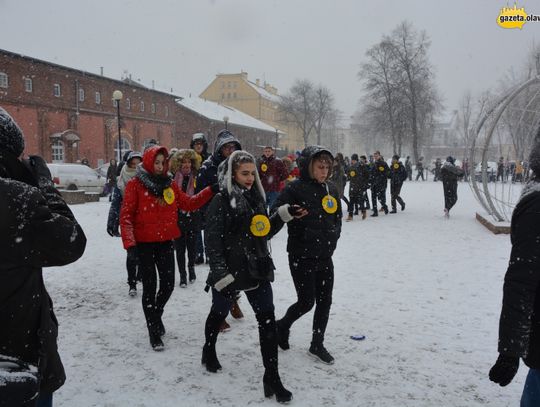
left=346, top=153, right=370, bottom=221
left=405, top=156, right=413, bottom=181
left=433, top=158, right=442, bottom=182
left=389, top=154, right=407, bottom=213
left=169, top=149, right=201, bottom=287
left=415, top=156, right=425, bottom=181
left=105, top=158, right=118, bottom=201
left=489, top=141, right=540, bottom=406
left=196, top=129, right=244, bottom=329
left=203, top=150, right=303, bottom=403
left=257, top=146, right=289, bottom=209
left=440, top=156, right=464, bottom=218
left=116, top=150, right=133, bottom=177
left=370, top=150, right=390, bottom=216
left=0, top=107, right=87, bottom=406
left=107, top=151, right=143, bottom=296
left=271, top=146, right=342, bottom=365
left=190, top=132, right=210, bottom=162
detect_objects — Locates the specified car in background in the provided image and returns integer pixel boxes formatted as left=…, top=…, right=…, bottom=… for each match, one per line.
left=474, top=161, right=497, bottom=182
left=95, top=162, right=111, bottom=178
left=47, top=163, right=106, bottom=194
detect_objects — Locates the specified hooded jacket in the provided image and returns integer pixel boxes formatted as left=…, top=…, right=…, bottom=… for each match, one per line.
left=0, top=150, right=86, bottom=396
left=271, top=146, right=342, bottom=259
left=205, top=150, right=286, bottom=291
left=120, top=146, right=214, bottom=249
left=190, top=133, right=210, bottom=161
left=170, top=149, right=202, bottom=232
left=257, top=153, right=289, bottom=192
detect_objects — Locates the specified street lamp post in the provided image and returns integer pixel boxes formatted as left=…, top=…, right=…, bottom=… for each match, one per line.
left=112, top=90, right=123, bottom=162
left=275, top=129, right=279, bottom=150
left=223, top=115, right=229, bottom=130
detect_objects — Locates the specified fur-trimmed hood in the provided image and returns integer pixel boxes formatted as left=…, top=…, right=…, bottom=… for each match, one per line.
left=169, top=148, right=201, bottom=175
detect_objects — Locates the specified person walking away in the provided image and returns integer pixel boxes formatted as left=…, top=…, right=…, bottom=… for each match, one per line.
left=203, top=150, right=305, bottom=403
left=107, top=151, right=143, bottom=296
left=433, top=158, right=442, bottom=182
left=489, top=139, right=540, bottom=406
left=120, top=145, right=216, bottom=351
left=415, top=157, right=425, bottom=181
left=405, top=156, right=413, bottom=181
left=389, top=154, right=407, bottom=213
left=169, top=149, right=201, bottom=287
left=440, top=156, right=464, bottom=218
left=346, top=153, right=369, bottom=221
left=370, top=150, right=390, bottom=216
left=272, top=146, right=342, bottom=365
left=106, top=158, right=118, bottom=201
left=257, top=146, right=289, bottom=209
left=0, top=107, right=87, bottom=406
left=196, top=129, right=245, bottom=330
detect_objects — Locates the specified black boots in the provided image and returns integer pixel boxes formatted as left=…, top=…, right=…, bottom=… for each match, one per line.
left=308, top=343, right=334, bottom=365
left=146, top=310, right=165, bottom=351
left=188, top=266, right=196, bottom=283
left=276, top=319, right=290, bottom=350
left=256, top=312, right=292, bottom=403
left=202, top=312, right=223, bottom=373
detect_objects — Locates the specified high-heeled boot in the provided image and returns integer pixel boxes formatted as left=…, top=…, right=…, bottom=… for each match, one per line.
left=202, top=311, right=223, bottom=372
left=256, top=312, right=292, bottom=403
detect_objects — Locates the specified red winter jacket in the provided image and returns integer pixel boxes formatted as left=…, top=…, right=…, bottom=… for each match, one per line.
left=120, top=146, right=213, bottom=249
left=258, top=155, right=289, bottom=192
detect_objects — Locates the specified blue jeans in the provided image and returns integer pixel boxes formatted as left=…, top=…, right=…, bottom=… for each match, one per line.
left=522, top=368, right=540, bottom=407
left=36, top=393, right=53, bottom=407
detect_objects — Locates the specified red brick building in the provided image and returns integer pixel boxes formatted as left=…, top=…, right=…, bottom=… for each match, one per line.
left=0, top=48, right=279, bottom=166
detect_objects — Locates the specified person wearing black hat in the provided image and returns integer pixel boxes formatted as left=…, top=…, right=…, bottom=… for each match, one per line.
left=0, top=107, right=87, bottom=406
left=370, top=151, right=390, bottom=216
left=440, top=156, right=464, bottom=218
left=346, top=153, right=370, bottom=221
left=489, top=139, right=540, bottom=405
left=389, top=154, right=407, bottom=213
left=271, top=146, right=342, bottom=365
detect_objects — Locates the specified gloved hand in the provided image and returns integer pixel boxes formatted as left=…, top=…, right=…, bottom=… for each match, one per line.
left=288, top=204, right=305, bottom=217
left=219, top=285, right=236, bottom=302
left=210, top=183, right=220, bottom=194
left=127, top=246, right=138, bottom=261
left=107, top=226, right=119, bottom=237
left=489, top=354, right=520, bottom=386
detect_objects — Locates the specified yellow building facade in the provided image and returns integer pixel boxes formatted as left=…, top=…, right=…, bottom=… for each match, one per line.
left=199, top=72, right=303, bottom=153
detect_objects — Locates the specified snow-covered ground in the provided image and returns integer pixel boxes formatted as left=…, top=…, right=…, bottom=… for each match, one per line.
left=46, top=181, right=524, bottom=406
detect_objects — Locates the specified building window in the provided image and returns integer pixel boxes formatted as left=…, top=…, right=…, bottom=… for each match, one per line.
left=79, top=88, right=85, bottom=102
left=53, top=83, right=61, bottom=97
left=165, top=105, right=169, bottom=117
left=221, top=93, right=225, bottom=99
left=140, top=101, right=145, bottom=112
left=0, top=72, right=8, bottom=88
left=233, top=82, right=237, bottom=89
left=114, top=138, right=131, bottom=161
left=51, top=140, right=64, bottom=163
left=228, top=81, right=231, bottom=89
left=233, top=92, right=237, bottom=99
left=95, top=91, right=101, bottom=104
left=227, top=93, right=231, bottom=99
left=126, top=98, right=131, bottom=110
left=24, top=77, right=33, bottom=92
left=151, top=103, right=156, bottom=114
left=221, top=81, right=225, bottom=89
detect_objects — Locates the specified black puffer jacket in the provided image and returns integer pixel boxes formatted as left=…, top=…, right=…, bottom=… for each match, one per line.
left=348, top=162, right=370, bottom=192
left=497, top=186, right=540, bottom=368
left=389, top=161, right=408, bottom=186
left=0, top=151, right=87, bottom=396
left=370, top=159, right=390, bottom=188
left=271, top=146, right=342, bottom=259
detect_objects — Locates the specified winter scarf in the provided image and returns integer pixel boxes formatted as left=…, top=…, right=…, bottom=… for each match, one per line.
left=117, top=164, right=137, bottom=195
left=173, top=171, right=195, bottom=196
left=135, top=164, right=172, bottom=197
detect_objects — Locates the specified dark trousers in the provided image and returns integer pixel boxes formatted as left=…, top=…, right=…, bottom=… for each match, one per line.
left=416, top=170, right=425, bottom=181
left=211, top=280, right=274, bottom=316
left=390, top=182, right=405, bottom=210
left=371, top=185, right=388, bottom=212
left=36, top=393, right=53, bottom=407
left=137, top=241, right=175, bottom=334
left=280, top=256, right=334, bottom=346
left=348, top=189, right=368, bottom=215
left=196, top=229, right=204, bottom=259
left=126, top=249, right=139, bottom=288
left=443, top=180, right=458, bottom=211
left=174, top=229, right=197, bottom=280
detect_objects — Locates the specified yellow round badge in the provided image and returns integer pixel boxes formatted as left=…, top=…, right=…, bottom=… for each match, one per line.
left=163, top=187, right=175, bottom=205
left=193, top=178, right=197, bottom=189
left=250, top=214, right=271, bottom=237
left=393, top=163, right=399, bottom=169
left=261, top=163, right=268, bottom=172
left=322, top=195, right=338, bottom=214
left=378, top=166, right=385, bottom=172
left=349, top=170, right=356, bottom=177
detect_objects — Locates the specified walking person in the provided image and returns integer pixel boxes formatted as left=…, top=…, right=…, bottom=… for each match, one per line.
left=120, top=145, right=216, bottom=351
left=0, top=107, right=87, bottom=406
left=202, top=150, right=304, bottom=403
left=346, top=153, right=370, bottom=221
left=196, top=129, right=245, bottom=330
left=169, top=149, right=201, bottom=287
left=405, top=155, right=413, bottom=181
left=440, top=156, right=464, bottom=218
left=389, top=154, right=407, bottom=213
left=107, top=151, right=143, bottom=296
left=272, top=146, right=342, bottom=365
left=257, top=145, right=289, bottom=209
left=106, top=158, right=118, bottom=201
left=190, top=132, right=210, bottom=265
left=415, top=156, right=425, bottom=181
left=489, top=141, right=540, bottom=406
left=370, top=150, right=390, bottom=216
left=329, top=152, right=349, bottom=213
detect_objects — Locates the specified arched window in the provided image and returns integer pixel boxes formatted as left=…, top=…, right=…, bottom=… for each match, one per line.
left=0, top=72, right=8, bottom=88
left=114, top=138, right=131, bottom=161
left=51, top=140, right=64, bottom=163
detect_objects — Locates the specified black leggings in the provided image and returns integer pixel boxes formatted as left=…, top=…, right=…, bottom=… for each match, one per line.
left=279, top=256, right=334, bottom=346
left=137, top=241, right=175, bottom=333
left=174, top=228, right=197, bottom=276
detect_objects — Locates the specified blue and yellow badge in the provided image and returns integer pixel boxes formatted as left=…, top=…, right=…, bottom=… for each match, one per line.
left=393, top=163, right=399, bottom=169
left=322, top=194, right=338, bottom=214
left=250, top=214, right=270, bottom=236
left=349, top=170, right=356, bottom=177
left=163, top=187, right=175, bottom=205
left=261, top=163, right=268, bottom=172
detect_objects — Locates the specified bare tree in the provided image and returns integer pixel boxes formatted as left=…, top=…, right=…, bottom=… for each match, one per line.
left=313, top=85, right=335, bottom=145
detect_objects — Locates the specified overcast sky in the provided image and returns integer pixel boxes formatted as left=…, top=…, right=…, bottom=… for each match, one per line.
left=0, top=0, right=538, bottom=123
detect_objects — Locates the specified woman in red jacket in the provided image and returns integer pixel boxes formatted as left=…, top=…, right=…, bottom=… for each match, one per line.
left=120, top=145, right=215, bottom=350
